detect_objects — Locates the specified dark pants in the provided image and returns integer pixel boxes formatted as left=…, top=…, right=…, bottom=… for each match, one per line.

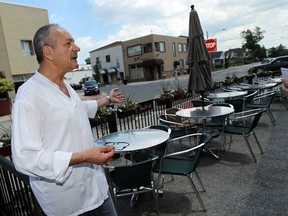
left=79, top=195, right=117, bottom=216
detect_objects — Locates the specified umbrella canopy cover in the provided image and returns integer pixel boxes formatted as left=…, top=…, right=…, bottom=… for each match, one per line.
left=187, top=5, right=212, bottom=92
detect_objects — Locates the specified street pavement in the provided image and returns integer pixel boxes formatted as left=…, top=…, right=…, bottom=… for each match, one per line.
left=98, top=63, right=261, bottom=103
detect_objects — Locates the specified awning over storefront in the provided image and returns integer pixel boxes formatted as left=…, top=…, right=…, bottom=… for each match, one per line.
left=100, top=69, right=108, bottom=75
left=108, top=67, right=117, bottom=74
left=141, top=59, right=164, bottom=66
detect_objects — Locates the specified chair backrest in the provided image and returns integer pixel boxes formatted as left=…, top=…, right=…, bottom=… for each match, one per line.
left=250, top=109, right=265, bottom=131
left=165, top=133, right=211, bottom=171
left=225, top=98, right=244, bottom=113
left=230, top=108, right=265, bottom=133
left=109, top=156, right=158, bottom=190
left=146, top=124, right=171, bottom=134
left=191, top=99, right=211, bottom=107
left=244, top=90, right=259, bottom=106
left=253, top=91, right=276, bottom=107
left=209, top=103, right=234, bottom=123
left=158, top=114, right=183, bottom=128
left=165, top=108, right=182, bottom=123
left=0, top=155, right=44, bottom=216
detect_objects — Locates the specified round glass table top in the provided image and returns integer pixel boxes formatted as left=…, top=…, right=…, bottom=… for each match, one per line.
left=94, top=129, right=169, bottom=152
left=176, top=105, right=235, bottom=119
left=234, top=83, right=278, bottom=90
left=207, top=91, right=247, bottom=100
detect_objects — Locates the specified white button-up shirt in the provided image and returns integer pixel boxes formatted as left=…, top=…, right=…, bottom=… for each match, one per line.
left=12, top=71, right=108, bottom=216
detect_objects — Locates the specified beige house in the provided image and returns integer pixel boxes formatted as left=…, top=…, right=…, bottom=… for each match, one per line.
left=90, top=34, right=189, bottom=84
left=0, top=2, right=49, bottom=95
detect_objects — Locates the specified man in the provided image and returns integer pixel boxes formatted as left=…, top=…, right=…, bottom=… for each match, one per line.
left=12, top=24, right=125, bottom=216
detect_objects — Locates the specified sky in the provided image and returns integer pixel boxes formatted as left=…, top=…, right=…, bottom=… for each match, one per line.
left=2, top=0, right=288, bottom=64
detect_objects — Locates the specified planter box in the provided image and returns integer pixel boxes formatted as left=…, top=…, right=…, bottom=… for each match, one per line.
left=116, top=109, right=137, bottom=118
left=0, top=98, right=11, bottom=116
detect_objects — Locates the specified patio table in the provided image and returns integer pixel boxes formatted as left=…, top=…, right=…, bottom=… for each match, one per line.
left=94, top=128, right=169, bottom=154
left=95, top=128, right=169, bottom=206
left=268, top=77, right=282, bottom=84
left=176, top=105, right=234, bottom=159
left=207, top=91, right=247, bottom=101
left=233, top=82, right=278, bottom=91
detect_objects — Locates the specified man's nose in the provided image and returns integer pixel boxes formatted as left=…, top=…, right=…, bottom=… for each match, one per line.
left=74, top=43, right=81, bottom=52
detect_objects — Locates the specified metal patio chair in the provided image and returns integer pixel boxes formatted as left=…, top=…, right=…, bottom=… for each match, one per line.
left=152, top=133, right=211, bottom=212
left=246, top=91, right=277, bottom=126
left=106, top=155, right=160, bottom=216
left=223, top=108, right=265, bottom=162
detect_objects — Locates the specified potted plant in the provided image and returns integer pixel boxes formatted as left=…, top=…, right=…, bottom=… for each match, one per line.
left=116, top=89, right=139, bottom=118
left=223, top=74, right=233, bottom=87
left=245, top=71, right=255, bottom=84
left=0, top=78, right=14, bottom=116
left=92, top=107, right=116, bottom=125
left=155, top=81, right=174, bottom=106
left=0, top=117, right=12, bottom=156
left=171, top=80, right=189, bottom=100
left=210, top=81, right=220, bottom=93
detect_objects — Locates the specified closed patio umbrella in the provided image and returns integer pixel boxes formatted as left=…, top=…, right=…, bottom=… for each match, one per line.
left=186, top=5, right=212, bottom=107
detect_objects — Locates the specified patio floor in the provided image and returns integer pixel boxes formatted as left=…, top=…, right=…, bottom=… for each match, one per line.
left=114, top=99, right=288, bottom=216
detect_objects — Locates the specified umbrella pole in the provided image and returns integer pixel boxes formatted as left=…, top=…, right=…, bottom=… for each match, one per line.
left=200, top=91, right=205, bottom=108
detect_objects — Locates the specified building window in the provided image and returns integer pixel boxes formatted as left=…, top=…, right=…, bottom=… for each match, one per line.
left=178, top=43, right=183, bottom=53
left=105, top=55, right=111, bottom=62
left=21, top=40, right=34, bottom=56
left=160, top=42, right=165, bottom=52
left=183, top=44, right=187, bottom=52
left=179, top=59, right=185, bottom=68
left=129, top=64, right=144, bottom=79
left=127, top=44, right=142, bottom=57
left=143, top=43, right=152, bottom=53
left=154, top=42, right=165, bottom=52
left=172, top=42, right=176, bottom=57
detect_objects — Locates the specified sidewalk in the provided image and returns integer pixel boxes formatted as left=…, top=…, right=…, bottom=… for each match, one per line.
left=115, top=99, right=288, bottom=216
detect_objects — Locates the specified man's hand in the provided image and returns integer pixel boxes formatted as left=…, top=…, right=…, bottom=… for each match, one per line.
left=70, top=146, right=115, bottom=166
left=109, top=88, right=125, bottom=104
left=281, top=79, right=288, bottom=96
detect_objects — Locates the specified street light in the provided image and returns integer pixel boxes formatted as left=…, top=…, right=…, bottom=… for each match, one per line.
left=206, top=28, right=226, bottom=39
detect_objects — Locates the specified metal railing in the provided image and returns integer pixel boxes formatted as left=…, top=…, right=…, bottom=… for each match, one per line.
left=89, top=96, right=194, bottom=139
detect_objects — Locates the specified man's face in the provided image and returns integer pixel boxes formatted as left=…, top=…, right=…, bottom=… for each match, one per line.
left=50, top=26, right=81, bottom=72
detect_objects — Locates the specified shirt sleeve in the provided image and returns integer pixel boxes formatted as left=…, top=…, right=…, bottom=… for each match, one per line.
left=84, top=100, right=98, bottom=118
left=11, top=100, right=73, bottom=184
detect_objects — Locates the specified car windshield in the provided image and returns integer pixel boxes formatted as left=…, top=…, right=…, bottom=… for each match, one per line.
left=85, top=80, right=97, bottom=86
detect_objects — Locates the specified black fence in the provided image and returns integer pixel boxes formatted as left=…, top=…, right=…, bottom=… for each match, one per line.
left=89, top=96, right=194, bottom=139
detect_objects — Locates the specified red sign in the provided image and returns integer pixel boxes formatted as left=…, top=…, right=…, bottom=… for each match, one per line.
left=205, top=38, right=217, bottom=52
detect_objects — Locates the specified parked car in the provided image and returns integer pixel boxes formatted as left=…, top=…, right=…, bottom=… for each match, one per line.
left=70, top=83, right=82, bottom=90
left=261, top=58, right=274, bottom=64
left=249, top=55, right=288, bottom=76
left=79, top=76, right=94, bottom=88
left=83, top=80, right=100, bottom=96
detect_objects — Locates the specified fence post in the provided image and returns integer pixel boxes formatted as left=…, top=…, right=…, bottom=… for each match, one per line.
left=107, top=112, right=117, bottom=133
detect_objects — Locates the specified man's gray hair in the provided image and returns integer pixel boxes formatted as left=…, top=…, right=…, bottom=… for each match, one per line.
left=33, top=24, right=59, bottom=64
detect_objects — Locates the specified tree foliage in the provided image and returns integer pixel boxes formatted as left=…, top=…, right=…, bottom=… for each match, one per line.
left=85, top=57, right=91, bottom=64
left=268, top=44, right=288, bottom=57
left=240, top=26, right=265, bottom=60
left=92, top=58, right=101, bottom=82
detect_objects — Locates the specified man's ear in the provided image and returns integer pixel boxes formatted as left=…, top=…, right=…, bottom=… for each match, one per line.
left=42, top=45, right=54, bottom=61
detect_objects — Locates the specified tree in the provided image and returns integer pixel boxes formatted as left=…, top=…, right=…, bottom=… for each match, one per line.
left=268, top=44, right=288, bottom=57
left=85, top=57, right=91, bottom=64
left=240, top=26, right=265, bottom=61
left=92, top=59, right=101, bottom=83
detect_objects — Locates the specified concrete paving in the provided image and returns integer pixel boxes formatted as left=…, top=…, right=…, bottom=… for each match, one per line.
left=114, top=99, right=288, bottom=216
